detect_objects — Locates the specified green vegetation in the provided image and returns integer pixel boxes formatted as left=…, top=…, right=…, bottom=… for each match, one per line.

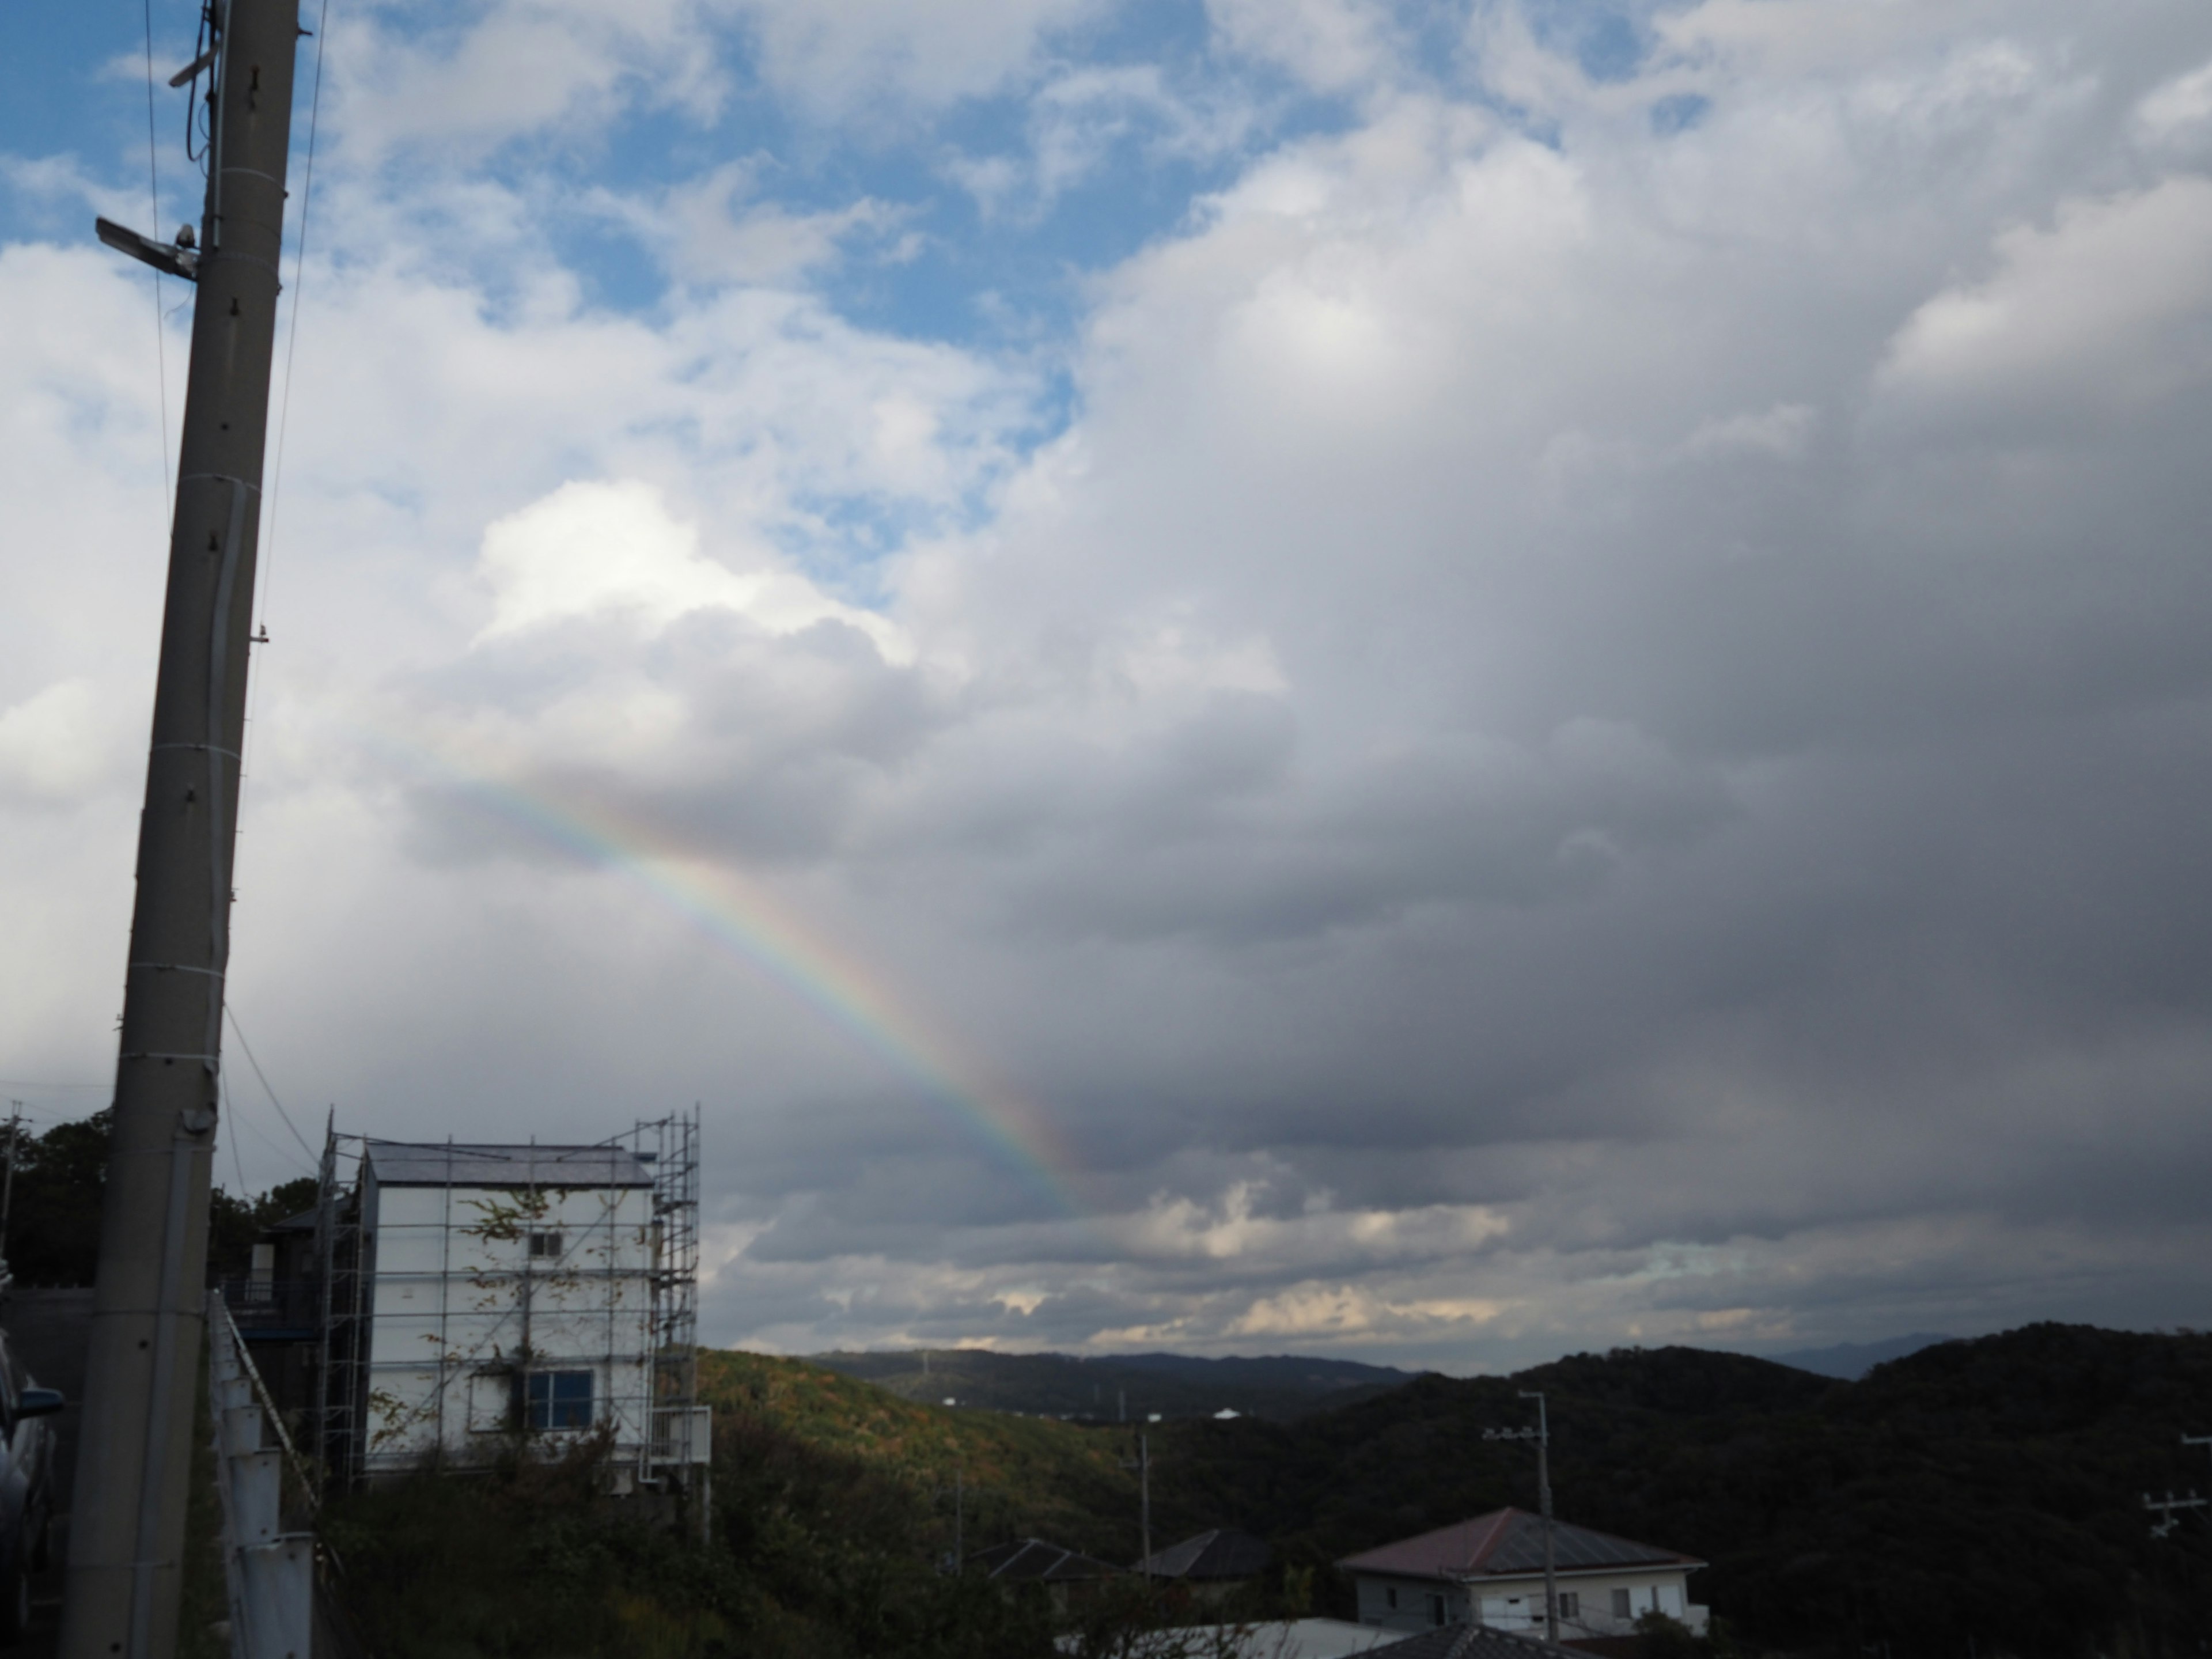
left=0, top=1108, right=317, bottom=1284
left=1140, top=1326, right=2212, bottom=1659
left=808, top=1347, right=1410, bottom=1423
left=319, top=1361, right=1155, bottom=1659
left=699, top=1350, right=1144, bottom=1561
left=289, top=1324, right=2212, bottom=1658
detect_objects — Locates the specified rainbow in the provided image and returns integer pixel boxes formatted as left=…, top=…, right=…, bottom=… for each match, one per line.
left=368, top=736, right=1086, bottom=1219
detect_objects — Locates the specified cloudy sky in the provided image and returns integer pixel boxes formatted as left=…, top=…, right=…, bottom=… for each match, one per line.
left=5, top=0, right=2211, bottom=1372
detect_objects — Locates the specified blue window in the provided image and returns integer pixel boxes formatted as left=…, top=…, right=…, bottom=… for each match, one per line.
left=517, top=1370, right=593, bottom=1430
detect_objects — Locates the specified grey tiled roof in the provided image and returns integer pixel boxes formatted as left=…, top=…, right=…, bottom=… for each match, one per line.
left=1339, top=1509, right=1700, bottom=1581
left=971, top=1538, right=1127, bottom=1584
left=1137, top=1528, right=1274, bottom=1580
left=362, top=1141, right=654, bottom=1189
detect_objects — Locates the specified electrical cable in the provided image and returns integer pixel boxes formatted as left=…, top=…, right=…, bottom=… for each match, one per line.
left=223, top=1005, right=320, bottom=1168
left=220, top=1064, right=249, bottom=1197
left=242, top=0, right=332, bottom=790
left=143, top=0, right=172, bottom=507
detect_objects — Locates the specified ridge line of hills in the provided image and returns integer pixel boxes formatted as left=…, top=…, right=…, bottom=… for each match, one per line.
left=802, top=1333, right=1960, bottom=1423
left=739, top=1323, right=2212, bottom=1657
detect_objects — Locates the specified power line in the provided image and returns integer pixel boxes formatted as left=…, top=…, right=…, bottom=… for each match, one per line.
left=219, top=1065, right=249, bottom=1198
left=243, top=0, right=333, bottom=788
left=141, top=0, right=172, bottom=507
left=224, top=1005, right=319, bottom=1168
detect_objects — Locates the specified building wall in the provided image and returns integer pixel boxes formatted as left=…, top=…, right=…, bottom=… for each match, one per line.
left=359, top=1176, right=656, bottom=1473
left=1353, top=1570, right=1707, bottom=1637
left=1353, top=1574, right=1472, bottom=1631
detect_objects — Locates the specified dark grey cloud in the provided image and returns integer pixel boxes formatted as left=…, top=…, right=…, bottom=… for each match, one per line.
left=11, top=0, right=2212, bottom=1369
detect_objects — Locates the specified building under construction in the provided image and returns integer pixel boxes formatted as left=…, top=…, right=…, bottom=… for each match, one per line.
left=228, top=1110, right=707, bottom=1499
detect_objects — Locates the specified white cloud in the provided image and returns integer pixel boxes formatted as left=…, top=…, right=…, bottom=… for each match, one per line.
left=1876, top=177, right=2212, bottom=416
left=2134, top=56, right=2212, bottom=149
left=729, top=0, right=1106, bottom=116
left=475, top=478, right=914, bottom=663
left=0, top=681, right=118, bottom=806
left=1207, top=0, right=1403, bottom=97
left=593, top=161, right=909, bottom=289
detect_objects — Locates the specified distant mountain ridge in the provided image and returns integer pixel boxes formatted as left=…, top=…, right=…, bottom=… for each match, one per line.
left=806, top=1347, right=1414, bottom=1422
left=1768, top=1331, right=1955, bottom=1378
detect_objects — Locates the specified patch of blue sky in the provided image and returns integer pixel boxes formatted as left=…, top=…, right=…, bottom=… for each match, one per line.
left=446, top=0, right=1360, bottom=354
left=0, top=2, right=202, bottom=245
left=1519, top=0, right=1653, bottom=85
left=1651, top=92, right=1710, bottom=135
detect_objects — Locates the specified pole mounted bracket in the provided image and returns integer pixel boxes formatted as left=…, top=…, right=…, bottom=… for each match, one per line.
left=95, top=217, right=199, bottom=283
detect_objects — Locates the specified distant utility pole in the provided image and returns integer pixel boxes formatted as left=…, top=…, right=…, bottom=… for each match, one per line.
left=1485, top=1391, right=1559, bottom=1642
left=2144, top=1490, right=2209, bottom=1539
left=63, top=1, right=300, bottom=1655
left=2184, top=1433, right=2212, bottom=1475
left=1123, top=1434, right=1153, bottom=1580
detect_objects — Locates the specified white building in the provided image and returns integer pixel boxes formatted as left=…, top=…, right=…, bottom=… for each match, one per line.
left=1339, top=1509, right=1709, bottom=1640
left=351, top=1140, right=664, bottom=1479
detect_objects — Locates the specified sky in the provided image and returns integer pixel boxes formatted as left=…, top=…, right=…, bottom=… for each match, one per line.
left=4, top=0, right=2212, bottom=1374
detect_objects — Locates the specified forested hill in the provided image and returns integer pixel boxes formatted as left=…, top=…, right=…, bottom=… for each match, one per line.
left=1141, top=1324, right=2212, bottom=1659
left=808, top=1347, right=1411, bottom=1422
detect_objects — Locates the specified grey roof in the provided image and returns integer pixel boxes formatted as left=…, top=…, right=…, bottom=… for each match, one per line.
left=362, top=1141, right=654, bottom=1190
left=1339, top=1509, right=1700, bottom=1582
left=1362, top=1626, right=1586, bottom=1659
left=969, top=1538, right=1126, bottom=1584
left=1136, top=1528, right=1274, bottom=1580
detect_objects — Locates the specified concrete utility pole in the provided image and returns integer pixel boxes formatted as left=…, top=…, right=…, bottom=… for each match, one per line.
left=64, top=2, right=299, bottom=1655
left=1123, top=1434, right=1153, bottom=1580
left=1485, top=1392, right=1558, bottom=1642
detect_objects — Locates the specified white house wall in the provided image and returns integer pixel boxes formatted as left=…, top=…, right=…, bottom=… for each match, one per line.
left=359, top=1179, right=657, bottom=1473
left=1353, top=1569, right=1707, bottom=1637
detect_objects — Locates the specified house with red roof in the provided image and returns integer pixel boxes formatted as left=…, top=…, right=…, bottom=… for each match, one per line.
left=1336, top=1508, right=1707, bottom=1642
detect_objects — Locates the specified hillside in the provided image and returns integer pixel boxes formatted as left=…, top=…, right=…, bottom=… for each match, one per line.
left=806, top=1347, right=1410, bottom=1423
left=735, top=1327, right=2212, bottom=1657
left=320, top=1327, right=2212, bottom=1658
left=1139, top=1325, right=2212, bottom=1658
left=698, top=1350, right=1149, bottom=1563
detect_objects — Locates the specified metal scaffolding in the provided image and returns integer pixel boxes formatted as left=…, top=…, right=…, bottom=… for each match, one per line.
left=304, top=1111, right=703, bottom=1497
left=634, top=1108, right=710, bottom=1523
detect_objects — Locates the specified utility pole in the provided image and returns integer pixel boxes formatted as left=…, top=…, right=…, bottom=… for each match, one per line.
left=1, top=1103, right=22, bottom=1252
left=1123, top=1433, right=1153, bottom=1581
left=1485, top=1391, right=1558, bottom=1642
left=2145, top=1490, right=2209, bottom=1539
left=63, top=2, right=299, bottom=1656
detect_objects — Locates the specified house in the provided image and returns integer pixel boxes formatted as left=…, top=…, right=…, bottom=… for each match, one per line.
left=969, top=1537, right=1127, bottom=1612
left=1338, top=1509, right=1707, bottom=1641
left=1134, top=1527, right=1273, bottom=1604
left=343, top=1139, right=679, bottom=1482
